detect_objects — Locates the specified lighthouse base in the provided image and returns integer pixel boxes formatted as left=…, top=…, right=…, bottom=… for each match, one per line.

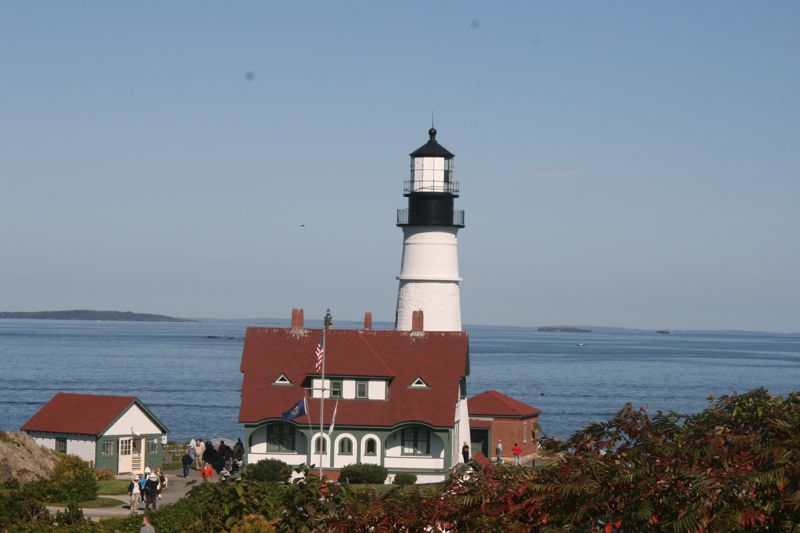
left=395, top=280, right=462, bottom=332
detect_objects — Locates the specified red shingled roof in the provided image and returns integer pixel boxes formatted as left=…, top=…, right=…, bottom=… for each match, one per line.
left=21, top=393, right=139, bottom=436
left=468, top=390, right=540, bottom=418
left=239, top=327, right=469, bottom=428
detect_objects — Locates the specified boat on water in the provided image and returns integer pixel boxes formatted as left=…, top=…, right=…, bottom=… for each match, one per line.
left=576, top=342, right=587, bottom=347
left=656, top=330, right=671, bottom=335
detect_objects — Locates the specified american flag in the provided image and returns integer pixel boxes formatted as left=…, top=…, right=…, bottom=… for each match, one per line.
left=314, top=336, right=324, bottom=372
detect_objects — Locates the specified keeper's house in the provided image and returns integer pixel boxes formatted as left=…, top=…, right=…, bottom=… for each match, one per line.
left=21, top=392, right=168, bottom=475
left=238, top=309, right=470, bottom=483
left=468, top=389, right=541, bottom=459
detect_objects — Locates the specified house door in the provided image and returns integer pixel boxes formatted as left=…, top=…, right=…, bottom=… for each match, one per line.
left=470, top=429, right=489, bottom=458
left=131, top=438, right=143, bottom=474
left=118, top=438, right=133, bottom=473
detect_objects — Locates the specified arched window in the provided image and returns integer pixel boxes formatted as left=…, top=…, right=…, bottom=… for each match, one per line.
left=338, top=438, right=353, bottom=455
left=401, top=427, right=430, bottom=455
left=365, top=438, right=377, bottom=455
left=314, top=437, right=327, bottom=453
left=266, top=424, right=295, bottom=453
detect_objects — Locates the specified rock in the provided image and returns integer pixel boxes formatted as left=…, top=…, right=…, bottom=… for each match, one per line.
left=0, top=431, right=59, bottom=483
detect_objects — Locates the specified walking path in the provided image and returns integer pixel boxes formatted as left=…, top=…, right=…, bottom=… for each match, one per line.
left=48, top=468, right=216, bottom=521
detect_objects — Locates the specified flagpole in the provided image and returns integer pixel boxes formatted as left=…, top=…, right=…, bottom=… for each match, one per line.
left=319, top=309, right=332, bottom=482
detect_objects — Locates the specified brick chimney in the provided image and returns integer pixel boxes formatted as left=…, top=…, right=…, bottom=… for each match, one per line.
left=411, top=310, right=424, bottom=332
left=363, top=312, right=372, bottom=331
left=291, top=308, right=304, bottom=330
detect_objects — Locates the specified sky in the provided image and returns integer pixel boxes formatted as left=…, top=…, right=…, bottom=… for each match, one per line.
left=1, top=2, right=798, bottom=332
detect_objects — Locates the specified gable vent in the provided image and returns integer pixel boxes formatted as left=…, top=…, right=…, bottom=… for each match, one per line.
left=273, top=374, right=292, bottom=385
left=410, top=377, right=429, bottom=388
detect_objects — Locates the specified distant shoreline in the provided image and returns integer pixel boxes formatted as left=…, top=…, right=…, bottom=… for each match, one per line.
left=0, top=310, right=194, bottom=323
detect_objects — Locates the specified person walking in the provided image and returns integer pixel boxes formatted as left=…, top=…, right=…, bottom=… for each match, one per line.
left=144, top=472, right=159, bottom=511
left=512, top=443, right=522, bottom=465
left=127, top=474, right=140, bottom=512
left=140, top=516, right=156, bottom=533
left=461, top=442, right=470, bottom=463
left=496, top=440, right=503, bottom=464
left=138, top=473, right=147, bottom=503
left=195, top=439, right=206, bottom=470
left=201, top=461, right=214, bottom=482
left=156, top=467, right=166, bottom=499
left=181, top=451, right=193, bottom=478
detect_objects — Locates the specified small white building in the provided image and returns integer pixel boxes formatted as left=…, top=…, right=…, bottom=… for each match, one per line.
left=21, top=392, right=168, bottom=475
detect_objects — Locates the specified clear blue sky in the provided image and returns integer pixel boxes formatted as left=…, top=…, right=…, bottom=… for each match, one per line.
left=2, top=2, right=798, bottom=332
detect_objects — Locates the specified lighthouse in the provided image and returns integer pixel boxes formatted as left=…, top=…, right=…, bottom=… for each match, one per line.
left=395, top=128, right=464, bottom=332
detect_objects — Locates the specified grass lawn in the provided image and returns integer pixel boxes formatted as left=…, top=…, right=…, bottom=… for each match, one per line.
left=53, top=497, right=122, bottom=508
left=98, top=479, right=131, bottom=495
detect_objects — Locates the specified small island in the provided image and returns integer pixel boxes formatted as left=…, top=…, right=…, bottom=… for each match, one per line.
left=538, top=326, right=592, bottom=333
left=0, top=310, right=194, bottom=322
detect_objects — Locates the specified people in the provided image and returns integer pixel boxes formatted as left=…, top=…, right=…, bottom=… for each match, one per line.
left=138, top=473, right=147, bottom=503
left=496, top=440, right=503, bottom=464
left=195, top=439, right=206, bottom=470
left=127, top=474, right=140, bottom=512
left=461, top=442, right=470, bottom=463
left=144, top=471, right=159, bottom=510
left=181, top=450, right=193, bottom=478
left=156, top=467, right=166, bottom=499
left=233, top=437, right=244, bottom=460
left=201, top=461, right=214, bottom=482
left=140, top=516, right=156, bottom=533
left=512, top=442, right=522, bottom=465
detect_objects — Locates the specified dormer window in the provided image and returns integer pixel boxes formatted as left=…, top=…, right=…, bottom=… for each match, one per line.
left=356, top=381, right=368, bottom=399
left=273, top=374, right=292, bottom=386
left=410, top=377, right=429, bottom=389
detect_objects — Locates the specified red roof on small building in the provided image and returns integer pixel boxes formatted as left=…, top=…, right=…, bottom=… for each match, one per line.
left=468, top=390, right=540, bottom=419
left=20, top=393, right=158, bottom=436
left=239, top=327, right=469, bottom=428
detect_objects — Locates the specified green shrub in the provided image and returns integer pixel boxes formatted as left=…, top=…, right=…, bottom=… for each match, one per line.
left=94, top=468, right=115, bottom=481
left=0, top=485, right=52, bottom=530
left=339, top=464, right=388, bottom=484
left=95, top=481, right=288, bottom=533
left=392, top=472, right=417, bottom=485
left=242, top=459, right=292, bottom=483
left=50, top=455, right=98, bottom=502
left=54, top=501, right=87, bottom=526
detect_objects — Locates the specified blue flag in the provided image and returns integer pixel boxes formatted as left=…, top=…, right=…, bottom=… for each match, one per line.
left=281, top=398, right=307, bottom=421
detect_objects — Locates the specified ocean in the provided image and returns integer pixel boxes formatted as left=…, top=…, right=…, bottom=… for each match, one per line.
left=1, top=319, right=799, bottom=442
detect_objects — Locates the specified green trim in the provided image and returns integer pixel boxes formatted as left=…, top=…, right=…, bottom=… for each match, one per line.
left=24, top=430, right=95, bottom=440
left=244, top=422, right=451, bottom=476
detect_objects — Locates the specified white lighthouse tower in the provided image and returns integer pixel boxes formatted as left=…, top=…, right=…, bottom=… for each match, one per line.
left=395, top=128, right=464, bottom=332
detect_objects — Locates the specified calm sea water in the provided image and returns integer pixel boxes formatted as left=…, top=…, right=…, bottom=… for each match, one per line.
left=1, top=319, right=799, bottom=442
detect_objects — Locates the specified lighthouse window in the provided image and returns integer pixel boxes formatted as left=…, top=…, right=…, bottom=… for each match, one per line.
left=401, top=428, right=430, bottom=455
